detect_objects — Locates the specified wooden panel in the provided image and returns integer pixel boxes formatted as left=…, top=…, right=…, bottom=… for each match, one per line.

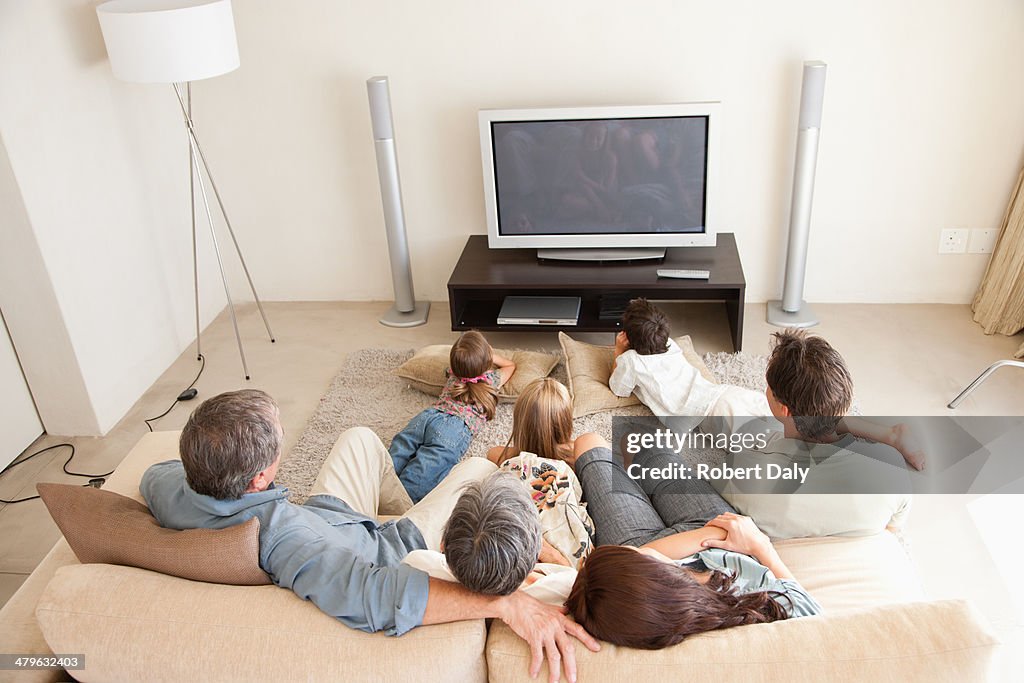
left=447, top=234, right=745, bottom=349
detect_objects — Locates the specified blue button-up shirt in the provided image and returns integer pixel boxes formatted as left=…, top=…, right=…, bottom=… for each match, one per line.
left=141, top=460, right=431, bottom=636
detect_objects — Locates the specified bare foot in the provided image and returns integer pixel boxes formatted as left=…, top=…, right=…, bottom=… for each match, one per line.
left=891, top=423, right=926, bottom=471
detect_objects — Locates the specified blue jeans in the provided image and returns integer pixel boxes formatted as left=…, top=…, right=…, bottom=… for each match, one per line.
left=389, top=408, right=472, bottom=503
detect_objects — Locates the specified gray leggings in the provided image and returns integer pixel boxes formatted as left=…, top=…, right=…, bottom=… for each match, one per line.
left=575, top=446, right=735, bottom=547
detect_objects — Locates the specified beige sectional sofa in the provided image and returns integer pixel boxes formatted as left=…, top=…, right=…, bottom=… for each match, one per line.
left=0, top=431, right=1000, bottom=682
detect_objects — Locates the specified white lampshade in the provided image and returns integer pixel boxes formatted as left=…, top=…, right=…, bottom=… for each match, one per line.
left=96, top=0, right=239, bottom=84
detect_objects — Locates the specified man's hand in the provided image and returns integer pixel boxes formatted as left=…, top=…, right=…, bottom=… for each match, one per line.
left=703, top=512, right=795, bottom=580
left=702, top=512, right=772, bottom=558
left=497, top=591, right=600, bottom=683
left=538, top=538, right=571, bottom=566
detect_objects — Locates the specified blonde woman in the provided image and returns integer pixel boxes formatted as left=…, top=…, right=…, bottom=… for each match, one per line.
left=488, top=378, right=598, bottom=568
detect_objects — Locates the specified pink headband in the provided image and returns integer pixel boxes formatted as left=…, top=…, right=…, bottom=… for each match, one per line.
left=459, top=374, right=489, bottom=384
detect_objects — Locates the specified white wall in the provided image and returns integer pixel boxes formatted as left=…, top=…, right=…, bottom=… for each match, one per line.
left=2, top=0, right=1022, bottom=435
left=200, top=0, right=1024, bottom=304
left=0, top=310, right=43, bottom=468
left=0, top=133, right=100, bottom=436
left=0, top=0, right=228, bottom=435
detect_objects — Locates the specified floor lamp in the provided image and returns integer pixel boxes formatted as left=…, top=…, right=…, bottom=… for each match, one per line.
left=96, top=0, right=274, bottom=380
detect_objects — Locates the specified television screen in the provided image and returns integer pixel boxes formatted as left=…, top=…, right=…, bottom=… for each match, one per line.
left=490, top=115, right=708, bottom=237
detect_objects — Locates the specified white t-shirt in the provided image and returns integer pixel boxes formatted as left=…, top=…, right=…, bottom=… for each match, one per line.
left=402, top=550, right=576, bottom=605
left=609, top=339, right=727, bottom=419
left=499, top=452, right=594, bottom=569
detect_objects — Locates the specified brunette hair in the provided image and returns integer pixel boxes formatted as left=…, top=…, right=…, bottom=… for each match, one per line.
left=621, top=298, right=670, bottom=355
left=179, top=390, right=281, bottom=500
left=447, top=330, right=499, bottom=421
left=765, top=329, right=853, bottom=439
left=564, top=545, right=789, bottom=649
left=502, top=378, right=574, bottom=462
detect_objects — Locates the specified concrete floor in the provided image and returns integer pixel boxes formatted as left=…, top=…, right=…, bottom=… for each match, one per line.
left=1, top=300, right=1022, bottom=675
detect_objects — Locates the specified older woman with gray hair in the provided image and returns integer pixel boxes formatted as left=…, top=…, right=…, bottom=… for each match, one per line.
left=441, top=472, right=543, bottom=595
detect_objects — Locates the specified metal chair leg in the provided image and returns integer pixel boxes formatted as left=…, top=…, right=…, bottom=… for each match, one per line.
left=948, top=360, right=1024, bottom=409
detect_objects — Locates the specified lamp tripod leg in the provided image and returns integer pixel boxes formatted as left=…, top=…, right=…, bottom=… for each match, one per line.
left=199, top=156, right=276, bottom=343
left=187, top=83, right=202, bottom=362
left=180, top=110, right=275, bottom=343
left=185, top=125, right=251, bottom=380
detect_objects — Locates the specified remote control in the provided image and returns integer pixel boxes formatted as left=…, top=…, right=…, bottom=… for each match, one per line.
left=657, top=269, right=710, bottom=279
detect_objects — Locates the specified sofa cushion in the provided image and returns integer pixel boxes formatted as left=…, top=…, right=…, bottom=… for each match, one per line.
left=36, top=563, right=487, bottom=683
left=36, top=482, right=271, bottom=586
left=558, top=332, right=716, bottom=418
left=485, top=599, right=999, bottom=683
left=773, top=532, right=924, bottom=611
left=395, top=345, right=558, bottom=402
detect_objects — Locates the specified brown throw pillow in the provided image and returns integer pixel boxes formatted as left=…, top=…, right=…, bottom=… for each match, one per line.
left=37, top=483, right=271, bottom=586
left=558, top=331, right=718, bottom=418
left=395, top=345, right=559, bottom=402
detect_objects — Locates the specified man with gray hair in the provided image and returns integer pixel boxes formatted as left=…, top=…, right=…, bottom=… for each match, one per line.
left=443, top=472, right=542, bottom=595
left=141, top=390, right=597, bottom=683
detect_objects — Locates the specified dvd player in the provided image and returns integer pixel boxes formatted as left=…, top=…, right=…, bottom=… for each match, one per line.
left=497, top=296, right=581, bottom=326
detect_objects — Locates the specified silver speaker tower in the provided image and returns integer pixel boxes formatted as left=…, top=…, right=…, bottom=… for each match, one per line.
left=367, top=76, right=430, bottom=327
left=767, top=61, right=827, bottom=328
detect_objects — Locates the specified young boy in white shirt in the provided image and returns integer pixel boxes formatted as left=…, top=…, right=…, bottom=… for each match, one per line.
left=609, top=299, right=924, bottom=471
left=609, top=298, right=728, bottom=419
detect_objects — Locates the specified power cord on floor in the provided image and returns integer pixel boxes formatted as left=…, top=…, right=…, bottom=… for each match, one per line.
left=0, top=443, right=114, bottom=504
left=143, top=353, right=205, bottom=431
left=1, top=354, right=207, bottom=504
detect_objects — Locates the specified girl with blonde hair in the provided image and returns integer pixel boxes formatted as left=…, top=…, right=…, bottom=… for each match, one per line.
left=488, top=378, right=597, bottom=568
left=389, top=330, right=514, bottom=502
left=490, top=377, right=574, bottom=464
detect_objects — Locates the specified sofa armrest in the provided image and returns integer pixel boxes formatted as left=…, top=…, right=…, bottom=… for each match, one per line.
left=36, top=563, right=488, bottom=683
left=0, top=540, right=78, bottom=683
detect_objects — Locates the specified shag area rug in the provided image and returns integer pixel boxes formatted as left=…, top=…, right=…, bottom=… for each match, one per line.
left=276, top=348, right=770, bottom=503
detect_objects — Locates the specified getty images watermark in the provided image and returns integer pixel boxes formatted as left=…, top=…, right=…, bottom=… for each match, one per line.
left=622, top=428, right=809, bottom=484
left=613, top=415, right=1024, bottom=495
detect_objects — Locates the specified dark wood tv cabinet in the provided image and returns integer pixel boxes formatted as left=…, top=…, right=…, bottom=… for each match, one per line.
left=447, top=233, right=746, bottom=351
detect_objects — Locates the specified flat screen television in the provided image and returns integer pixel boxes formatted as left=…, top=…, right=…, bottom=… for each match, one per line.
left=479, top=102, right=720, bottom=260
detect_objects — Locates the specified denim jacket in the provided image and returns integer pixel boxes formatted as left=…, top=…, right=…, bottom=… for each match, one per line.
left=141, top=460, right=430, bottom=635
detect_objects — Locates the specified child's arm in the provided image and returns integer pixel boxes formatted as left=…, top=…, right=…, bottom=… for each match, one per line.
left=608, top=335, right=636, bottom=398
left=838, top=418, right=926, bottom=471
left=487, top=444, right=521, bottom=465
left=538, top=538, right=571, bottom=566
left=491, top=352, right=516, bottom=387
left=611, top=331, right=629, bottom=370
left=640, top=525, right=727, bottom=560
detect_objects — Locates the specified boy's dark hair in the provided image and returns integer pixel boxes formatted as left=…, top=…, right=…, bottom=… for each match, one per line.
left=621, top=298, right=670, bottom=355
left=765, top=329, right=853, bottom=439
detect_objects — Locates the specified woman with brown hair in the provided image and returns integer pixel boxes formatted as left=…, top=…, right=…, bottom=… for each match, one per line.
left=565, top=437, right=821, bottom=649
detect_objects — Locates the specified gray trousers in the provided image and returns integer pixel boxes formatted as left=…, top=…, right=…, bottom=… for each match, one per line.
left=575, top=446, right=735, bottom=547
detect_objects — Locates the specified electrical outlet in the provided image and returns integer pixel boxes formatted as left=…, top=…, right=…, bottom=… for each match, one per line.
left=939, top=228, right=968, bottom=254
left=968, top=228, right=998, bottom=254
